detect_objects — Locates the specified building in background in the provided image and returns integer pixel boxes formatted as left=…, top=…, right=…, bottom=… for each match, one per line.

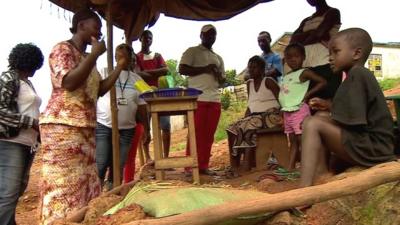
left=236, top=33, right=400, bottom=100
left=368, top=42, right=400, bottom=79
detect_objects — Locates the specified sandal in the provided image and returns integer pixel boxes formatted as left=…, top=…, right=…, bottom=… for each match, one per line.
left=273, top=168, right=300, bottom=181
left=266, top=163, right=281, bottom=171
left=290, top=207, right=308, bottom=218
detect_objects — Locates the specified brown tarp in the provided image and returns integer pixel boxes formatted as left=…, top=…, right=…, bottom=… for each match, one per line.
left=49, top=0, right=273, bottom=42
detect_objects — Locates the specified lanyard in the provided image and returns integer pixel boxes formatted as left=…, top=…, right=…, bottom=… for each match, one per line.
left=118, top=73, right=129, bottom=98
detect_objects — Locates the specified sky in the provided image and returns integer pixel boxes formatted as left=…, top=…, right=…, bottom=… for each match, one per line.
left=1, top=0, right=400, bottom=110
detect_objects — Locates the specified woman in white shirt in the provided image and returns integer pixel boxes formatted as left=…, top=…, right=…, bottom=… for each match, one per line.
left=0, top=43, right=43, bottom=225
left=95, top=44, right=149, bottom=188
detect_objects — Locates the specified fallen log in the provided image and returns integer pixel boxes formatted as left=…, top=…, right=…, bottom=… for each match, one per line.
left=125, top=161, right=400, bottom=225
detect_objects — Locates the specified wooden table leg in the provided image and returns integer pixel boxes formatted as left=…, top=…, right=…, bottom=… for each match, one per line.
left=138, top=140, right=145, bottom=166
left=187, top=110, right=200, bottom=183
left=151, top=112, right=164, bottom=180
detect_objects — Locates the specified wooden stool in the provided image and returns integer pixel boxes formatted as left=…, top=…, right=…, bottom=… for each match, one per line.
left=145, top=96, right=200, bottom=183
left=255, top=126, right=289, bottom=170
left=240, top=148, right=256, bottom=171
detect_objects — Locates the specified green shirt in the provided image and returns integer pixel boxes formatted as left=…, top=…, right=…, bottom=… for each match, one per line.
left=279, top=68, right=309, bottom=111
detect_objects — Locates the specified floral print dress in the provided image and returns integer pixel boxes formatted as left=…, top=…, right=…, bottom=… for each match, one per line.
left=39, top=41, right=101, bottom=225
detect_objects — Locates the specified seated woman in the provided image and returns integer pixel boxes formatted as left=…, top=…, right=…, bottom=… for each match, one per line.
left=226, top=56, right=282, bottom=176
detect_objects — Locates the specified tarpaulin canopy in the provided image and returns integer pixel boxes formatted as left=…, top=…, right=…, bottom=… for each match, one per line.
left=47, top=0, right=274, bottom=187
left=49, top=0, right=273, bottom=42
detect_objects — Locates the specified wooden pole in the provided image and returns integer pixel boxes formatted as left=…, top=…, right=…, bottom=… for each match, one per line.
left=106, top=1, right=121, bottom=187
left=124, top=161, right=400, bottom=225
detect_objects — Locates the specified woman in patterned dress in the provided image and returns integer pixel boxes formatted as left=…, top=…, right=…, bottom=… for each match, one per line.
left=38, top=9, right=128, bottom=224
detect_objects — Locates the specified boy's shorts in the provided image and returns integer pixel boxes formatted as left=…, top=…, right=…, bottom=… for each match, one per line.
left=283, top=104, right=310, bottom=135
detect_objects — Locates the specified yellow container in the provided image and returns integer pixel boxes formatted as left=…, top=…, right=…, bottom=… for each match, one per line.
left=158, top=76, right=169, bottom=89
left=134, top=80, right=153, bottom=93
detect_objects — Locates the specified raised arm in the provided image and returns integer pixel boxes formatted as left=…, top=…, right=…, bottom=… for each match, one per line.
left=62, top=37, right=106, bottom=91
left=98, top=52, right=129, bottom=96
left=300, top=69, right=327, bottom=103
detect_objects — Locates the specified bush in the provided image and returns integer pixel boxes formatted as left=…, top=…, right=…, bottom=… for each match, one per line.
left=379, top=78, right=400, bottom=91
left=225, top=69, right=242, bottom=86
left=214, top=100, right=247, bottom=142
left=165, top=59, right=188, bottom=87
left=221, top=90, right=231, bottom=110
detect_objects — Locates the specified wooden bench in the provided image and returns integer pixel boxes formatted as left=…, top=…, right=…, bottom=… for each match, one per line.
left=255, top=126, right=289, bottom=170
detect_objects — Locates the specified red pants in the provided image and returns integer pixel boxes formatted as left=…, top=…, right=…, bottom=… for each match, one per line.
left=186, top=101, right=221, bottom=170
left=123, top=123, right=144, bottom=182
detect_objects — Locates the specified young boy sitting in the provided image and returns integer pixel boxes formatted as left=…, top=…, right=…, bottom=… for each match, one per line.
left=300, top=28, right=397, bottom=188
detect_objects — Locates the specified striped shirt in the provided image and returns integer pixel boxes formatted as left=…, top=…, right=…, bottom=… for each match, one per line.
left=0, top=70, right=36, bottom=138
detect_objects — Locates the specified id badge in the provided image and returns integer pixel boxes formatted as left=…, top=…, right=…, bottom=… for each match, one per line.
left=117, top=97, right=128, bottom=105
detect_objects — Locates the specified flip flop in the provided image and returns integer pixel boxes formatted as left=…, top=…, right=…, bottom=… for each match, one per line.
left=273, top=168, right=300, bottom=181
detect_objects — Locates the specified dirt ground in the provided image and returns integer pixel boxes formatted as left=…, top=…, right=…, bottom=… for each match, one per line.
left=16, top=128, right=332, bottom=225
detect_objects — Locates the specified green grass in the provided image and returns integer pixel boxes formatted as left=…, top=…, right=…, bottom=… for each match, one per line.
left=379, top=78, right=400, bottom=91
left=168, top=100, right=247, bottom=152
left=170, top=142, right=186, bottom=152
left=214, top=100, right=247, bottom=142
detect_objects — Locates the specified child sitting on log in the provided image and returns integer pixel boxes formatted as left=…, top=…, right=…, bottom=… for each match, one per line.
left=300, top=28, right=397, bottom=188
